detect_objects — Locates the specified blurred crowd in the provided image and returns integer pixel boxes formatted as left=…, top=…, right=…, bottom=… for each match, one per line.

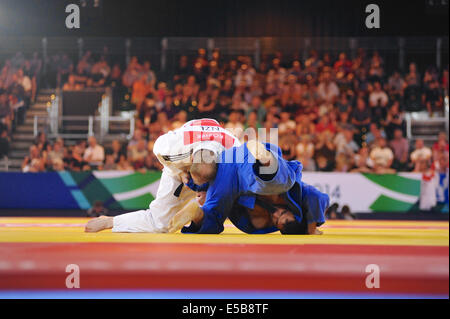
left=1, top=47, right=449, bottom=175
left=21, top=132, right=163, bottom=173
left=0, top=52, right=42, bottom=158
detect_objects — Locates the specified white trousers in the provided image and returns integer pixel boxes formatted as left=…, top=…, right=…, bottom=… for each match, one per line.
left=112, top=169, right=196, bottom=233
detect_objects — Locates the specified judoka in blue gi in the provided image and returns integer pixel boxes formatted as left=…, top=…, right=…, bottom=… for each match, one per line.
left=168, top=140, right=330, bottom=235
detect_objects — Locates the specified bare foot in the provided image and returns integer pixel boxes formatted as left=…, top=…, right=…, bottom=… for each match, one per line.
left=247, top=140, right=273, bottom=165
left=85, top=216, right=113, bottom=233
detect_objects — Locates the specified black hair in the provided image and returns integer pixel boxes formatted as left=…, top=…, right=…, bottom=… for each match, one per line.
left=280, top=219, right=308, bottom=235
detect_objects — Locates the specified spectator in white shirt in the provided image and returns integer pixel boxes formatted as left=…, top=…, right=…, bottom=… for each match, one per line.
left=278, top=111, right=296, bottom=136
left=369, top=81, right=389, bottom=107
left=317, top=70, right=340, bottom=103
left=84, top=136, right=105, bottom=166
left=370, top=137, right=396, bottom=174
left=225, top=110, right=245, bottom=141
left=411, top=138, right=432, bottom=172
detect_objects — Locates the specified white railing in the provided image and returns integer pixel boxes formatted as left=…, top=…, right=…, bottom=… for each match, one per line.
left=405, top=102, right=449, bottom=141
left=36, top=87, right=134, bottom=141
left=33, top=114, right=135, bottom=141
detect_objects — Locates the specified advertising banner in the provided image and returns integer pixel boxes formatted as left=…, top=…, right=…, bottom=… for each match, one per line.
left=0, top=171, right=446, bottom=213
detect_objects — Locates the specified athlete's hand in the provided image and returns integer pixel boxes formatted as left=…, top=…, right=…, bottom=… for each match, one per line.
left=180, top=171, right=190, bottom=184
left=84, top=216, right=113, bottom=232
left=247, top=140, right=273, bottom=165
left=314, top=228, right=323, bottom=235
left=308, top=222, right=323, bottom=235
left=196, top=191, right=206, bottom=206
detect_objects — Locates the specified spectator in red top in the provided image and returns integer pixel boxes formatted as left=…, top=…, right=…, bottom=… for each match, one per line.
left=334, top=52, right=352, bottom=74
left=315, top=114, right=336, bottom=135
left=432, top=132, right=449, bottom=157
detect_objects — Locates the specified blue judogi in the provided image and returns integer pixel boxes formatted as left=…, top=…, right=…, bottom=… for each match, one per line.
left=182, top=142, right=329, bottom=234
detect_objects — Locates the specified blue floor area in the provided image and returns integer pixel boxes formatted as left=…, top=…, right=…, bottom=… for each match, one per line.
left=0, top=289, right=447, bottom=299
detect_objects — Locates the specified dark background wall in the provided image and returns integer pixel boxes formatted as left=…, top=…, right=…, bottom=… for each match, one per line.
left=0, top=0, right=448, bottom=37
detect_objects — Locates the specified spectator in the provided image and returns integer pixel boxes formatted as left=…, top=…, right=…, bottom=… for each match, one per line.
left=247, top=95, right=266, bottom=124
left=63, top=75, right=83, bottom=90
left=418, top=159, right=437, bottom=211
left=0, top=91, right=13, bottom=133
left=87, top=201, right=109, bottom=217
left=174, top=55, right=191, bottom=85
left=335, top=93, right=352, bottom=117
left=317, top=69, right=339, bottom=103
left=351, top=146, right=373, bottom=173
left=384, top=101, right=405, bottom=140
left=351, top=97, right=371, bottom=144
left=314, top=131, right=336, bottom=172
left=0, top=129, right=10, bottom=158
left=171, top=110, right=187, bottom=129
left=316, top=114, right=336, bottom=135
left=132, top=74, right=153, bottom=111
left=22, top=145, right=45, bottom=172
left=411, top=139, right=432, bottom=172
left=278, top=112, right=296, bottom=136
left=279, top=135, right=297, bottom=161
left=365, top=123, right=387, bottom=147
left=244, top=111, right=262, bottom=132
left=122, top=56, right=141, bottom=88
left=335, top=126, right=359, bottom=159
left=370, top=137, right=395, bottom=174
left=128, top=138, right=148, bottom=169
left=341, top=205, right=356, bottom=220
left=434, top=152, right=449, bottom=211
left=225, top=110, right=245, bottom=141
left=295, top=134, right=316, bottom=171
left=34, top=131, right=49, bottom=152
left=423, top=79, right=444, bottom=117
left=369, top=81, right=389, bottom=125
left=405, top=62, right=420, bottom=87
left=83, top=136, right=105, bottom=167
left=102, top=151, right=118, bottom=170
left=432, top=132, right=449, bottom=159
left=47, top=138, right=64, bottom=167
left=334, top=52, right=352, bottom=74
left=387, top=70, right=406, bottom=99
left=325, top=203, right=340, bottom=220
left=109, top=139, right=126, bottom=164
left=389, top=129, right=410, bottom=171
left=117, top=154, right=134, bottom=171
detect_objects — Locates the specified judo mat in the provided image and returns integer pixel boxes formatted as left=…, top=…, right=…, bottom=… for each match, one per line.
left=0, top=217, right=448, bottom=299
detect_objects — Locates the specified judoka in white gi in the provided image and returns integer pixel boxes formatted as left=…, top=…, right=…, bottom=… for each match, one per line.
left=85, top=119, right=240, bottom=233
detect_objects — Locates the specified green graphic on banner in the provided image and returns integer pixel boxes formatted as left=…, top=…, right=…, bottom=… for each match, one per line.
left=369, top=195, right=415, bottom=212
left=362, top=173, right=421, bottom=196
left=362, top=174, right=420, bottom=212
left=58, top=171, right=162, bottom=210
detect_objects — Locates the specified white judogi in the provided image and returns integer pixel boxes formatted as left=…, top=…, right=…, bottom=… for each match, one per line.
left=112, top=119, right=241, bottom=233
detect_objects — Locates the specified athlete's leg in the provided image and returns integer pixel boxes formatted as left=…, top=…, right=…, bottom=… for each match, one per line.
left=300, top=181, right=330, bottom=229
left=111, top=169, right=196, bottom=233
